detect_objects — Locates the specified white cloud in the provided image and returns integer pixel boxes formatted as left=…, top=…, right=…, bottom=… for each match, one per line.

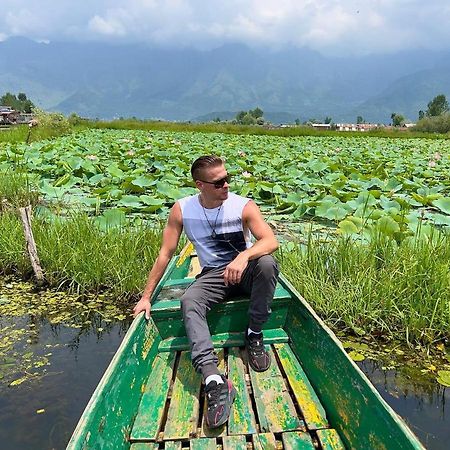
left=0, top=0, right=449, bottom=54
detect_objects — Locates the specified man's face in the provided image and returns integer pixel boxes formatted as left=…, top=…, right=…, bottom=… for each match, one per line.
left=196, top=164, right=229, bottom=202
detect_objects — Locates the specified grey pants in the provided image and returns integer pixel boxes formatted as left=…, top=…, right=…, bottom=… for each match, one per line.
left=180, top=254, right=279, bottom=374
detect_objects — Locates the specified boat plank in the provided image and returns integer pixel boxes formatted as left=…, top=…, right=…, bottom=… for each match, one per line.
left=317, top=429, right=346, bottom=449
left=222, top=435, right=247, bottom=449
left=159, top=329, right=288, bottom=352
left=190, top=438, right=217, bottom=449
left=252, top=433, right=277, bottom=449
left=201, top=349, right=226, bottom=438
left=130, top=444, right=159, bottom=450
left=249, top=346, right=303, bottom=433
left=165, top=442, right=183, bottom=449
left=131, top=352, right=176, bottom=440
left=164, top=351, right=202, bottom=440
left=282, top=431, right=315, bottom=449
left=274, top=343, right=328, bottom=430
left=228, top=347, right=257, bottom=436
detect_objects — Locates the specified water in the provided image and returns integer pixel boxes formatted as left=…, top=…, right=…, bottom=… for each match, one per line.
left=0, top=317, right=127, bottom=450
left=358, top=359, right=450, bottom=450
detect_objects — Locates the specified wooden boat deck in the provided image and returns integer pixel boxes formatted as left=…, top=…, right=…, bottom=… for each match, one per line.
left=129, top=341, right=345, bottom=449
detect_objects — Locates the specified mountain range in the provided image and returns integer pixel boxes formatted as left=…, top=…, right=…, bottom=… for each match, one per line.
left=1, top=37, right=449, bottom=123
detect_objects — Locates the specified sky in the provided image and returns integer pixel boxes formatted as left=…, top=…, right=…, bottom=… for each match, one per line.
left=0, top=0, right=449, bottom=55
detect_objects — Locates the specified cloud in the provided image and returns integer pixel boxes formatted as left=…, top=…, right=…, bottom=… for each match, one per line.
left=0, top=0, right=449, bottom=54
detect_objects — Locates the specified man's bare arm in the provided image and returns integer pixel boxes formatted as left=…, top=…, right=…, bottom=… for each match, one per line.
left=133, top=203, right=183, bottom=319
left=223, top=200, right=278, bottom=286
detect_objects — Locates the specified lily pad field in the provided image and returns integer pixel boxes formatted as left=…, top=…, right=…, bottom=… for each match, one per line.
left=1, top=128, right=450, bottom=234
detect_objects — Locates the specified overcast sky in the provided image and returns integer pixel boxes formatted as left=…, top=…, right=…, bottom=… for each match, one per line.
left=1, top=0, right=449, bottom=55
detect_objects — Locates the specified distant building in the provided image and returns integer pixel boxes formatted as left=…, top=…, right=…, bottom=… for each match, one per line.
left=0, top=106, right=19, bottom=124
left=0, top=106, right=32, bottom=125
left=311, top=123, right=332, bottom=130
left=336, top=123, right=380, bottom=132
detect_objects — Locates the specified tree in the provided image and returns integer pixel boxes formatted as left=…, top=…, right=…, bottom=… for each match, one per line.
left=418, top=110, right=425, bottom=120
left=241, top=113, right=256, bottom=125
left=235, top=111, right=246, bottom=122
left=250, top=107, right=263, bottom=119
left=324, top=116, right=332, bottom=124
left=295, top=118, right=300, bottom=126
left=426, top=94, right=449, bottom=117
left=235, top=108, right=264, bottom=125
left=0, top=92, right=35, bottom=113
left=356, top=116, right=365, bottom=124
left=391, top=113, right=405, bottom=127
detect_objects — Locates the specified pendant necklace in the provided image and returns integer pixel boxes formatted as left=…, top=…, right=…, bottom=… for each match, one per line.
left=201, top=197, right=222, bottom=239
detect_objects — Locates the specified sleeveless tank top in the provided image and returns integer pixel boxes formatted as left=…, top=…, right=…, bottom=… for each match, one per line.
left=178, top=192, right=253, bottom=268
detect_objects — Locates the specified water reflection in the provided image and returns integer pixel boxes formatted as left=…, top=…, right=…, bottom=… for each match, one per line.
left=0, top=316, right=126, bottom=450
left=359, top=359, right=450, bottom=450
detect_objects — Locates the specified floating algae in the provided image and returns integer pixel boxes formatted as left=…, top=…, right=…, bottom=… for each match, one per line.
left=0, top=277, right=129, bottom=386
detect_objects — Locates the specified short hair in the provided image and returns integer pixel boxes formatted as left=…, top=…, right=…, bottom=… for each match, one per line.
left=191, top=155, right=224, bottom=180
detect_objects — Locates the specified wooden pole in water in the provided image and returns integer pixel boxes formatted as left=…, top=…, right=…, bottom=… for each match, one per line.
left=19, top=205, right=44, bottom=285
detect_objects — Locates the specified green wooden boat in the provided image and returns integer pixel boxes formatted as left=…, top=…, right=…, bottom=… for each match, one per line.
left=67, top=248, right=425, bottom=450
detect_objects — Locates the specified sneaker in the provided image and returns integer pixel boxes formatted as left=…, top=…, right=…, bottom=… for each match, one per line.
left=245, top=331, right=271, bottom=372
left=205, top=375, right=236, bottom=428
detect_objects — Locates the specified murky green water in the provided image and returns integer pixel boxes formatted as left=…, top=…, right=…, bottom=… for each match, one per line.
left=1, top=279, right=449, bottom=449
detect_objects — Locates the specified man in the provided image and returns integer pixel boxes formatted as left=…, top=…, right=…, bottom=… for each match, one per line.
left=133, top=155, right=279, bottom=428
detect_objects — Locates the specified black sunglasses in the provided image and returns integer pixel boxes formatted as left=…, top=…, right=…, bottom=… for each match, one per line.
left=198, top=175, right=231, bottom=189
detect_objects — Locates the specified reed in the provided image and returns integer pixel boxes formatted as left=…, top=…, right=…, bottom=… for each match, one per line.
left=84, top=119, right=450, bottom=139
left=0, top=170, right=40, bottom=210
left=279, top=231, right=450, bottom=345
left=0, top=211, right=163, bottom=298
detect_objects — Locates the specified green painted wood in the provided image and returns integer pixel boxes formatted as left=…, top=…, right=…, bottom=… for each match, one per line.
left=190, top=438, right=217, bottom=449
left=222, top=435, right=247, bottom=450
left=317, top=429, right=346, bottom=449
left=153, top=284, right=291, bottom=312
left=131, top=352, right=176, bottom=440
left=249, top=346, right=303, bottom=433
left=163, top=277, right=195, bottom=288
left=274, top=343, right=328, bottom=430
left=159, top=329, right=288, bottom=352
left=228, top=347, right=257, bottom=435
left=252, top=433, right=277, bottom=449
left=150, top=254, right=183, bottom=302
left=164, top=351, right=202, bottom=440
left=165, top=442, right=183, bottom=450
left=201, top=349, right=226, bottom=438
left=153, top=293, right=289, bottom=339
left=280, top=273, right=425, bottom=450
left=281, top=432, right=315, bottom=450
left=129, top=443, right=159, bottom=450
left=67, top=318, right=161, bottom=450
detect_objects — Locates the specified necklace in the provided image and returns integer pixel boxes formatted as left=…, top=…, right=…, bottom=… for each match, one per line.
left=200, top=197, right=222, bottom=239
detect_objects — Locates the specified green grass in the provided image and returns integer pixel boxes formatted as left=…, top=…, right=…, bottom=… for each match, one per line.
left=0, top=170, right=40, bottom=210
left=279, top=231, right=450, bottom=346
left=1, top=202, right=449, bottom=345
left=0, top=123, right=72, bottom=144
left=84, top=119, right=450, bottom=139
left=0, top=211, right=163, bottom=298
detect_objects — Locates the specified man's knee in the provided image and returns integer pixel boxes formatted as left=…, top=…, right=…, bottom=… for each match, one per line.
left=181, top=292, right=206, bottom=319
left=255, top=254, right=279, bottom=279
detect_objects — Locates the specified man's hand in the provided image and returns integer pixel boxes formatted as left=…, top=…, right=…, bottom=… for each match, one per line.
left=133, top=297, right=151, bottom=320
left=223, top=253, right=249, bottom=286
